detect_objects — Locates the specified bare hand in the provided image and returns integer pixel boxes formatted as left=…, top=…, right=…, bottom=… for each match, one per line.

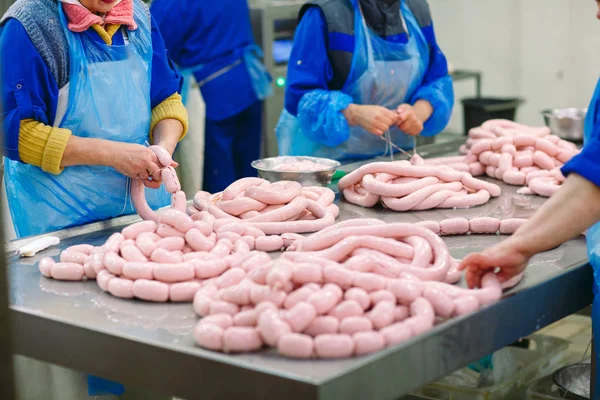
left=110, top=143, right=162, bottom=188
left=458, top=240, right=530, bottom=289
left=396, top=104, right=424, bottom=136
left=343, top=104, right=398, bottom=136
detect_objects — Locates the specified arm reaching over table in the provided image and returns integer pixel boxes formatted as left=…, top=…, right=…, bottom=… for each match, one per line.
left=459, top=173, right=600, bottom=288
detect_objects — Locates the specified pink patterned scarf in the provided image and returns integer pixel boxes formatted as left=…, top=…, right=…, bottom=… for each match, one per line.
left=60, top=0, right=137, bottom=33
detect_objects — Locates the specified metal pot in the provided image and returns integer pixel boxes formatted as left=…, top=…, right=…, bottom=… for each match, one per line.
left=553, top=363, right=591, bottom=400
left=542, top=108, right=586, bottom=141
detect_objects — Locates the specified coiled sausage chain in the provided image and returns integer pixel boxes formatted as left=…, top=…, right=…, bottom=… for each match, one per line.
left=338, top=160, right=501, bottom=211
left=193, top=219, right=523, bottom=358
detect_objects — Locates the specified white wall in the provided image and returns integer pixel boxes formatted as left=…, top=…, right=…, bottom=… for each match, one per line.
left=429, top=0, right=600, bottom=132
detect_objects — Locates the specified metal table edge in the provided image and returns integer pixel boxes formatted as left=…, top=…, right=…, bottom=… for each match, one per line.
left=315, top=258, right=593, bottom=399
left=10, top=306, right=322, bottom=399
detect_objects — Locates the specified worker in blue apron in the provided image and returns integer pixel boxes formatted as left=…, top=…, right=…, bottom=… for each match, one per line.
left=1, top=0, right=188, bottom=396
left=1, top=0, right=188, bottom=239
left=276, top=0, right=454, bottom=161
left=459, top=86, right=600, bottom=399
left=151, top=0, right=272, bottom=194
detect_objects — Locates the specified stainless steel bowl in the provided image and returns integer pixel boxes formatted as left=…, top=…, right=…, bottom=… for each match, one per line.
left=251, top=156, right=341, bottom=186
left=542, top=108, right=586, bottom=141
left=553, top=363, right=591, bottom=400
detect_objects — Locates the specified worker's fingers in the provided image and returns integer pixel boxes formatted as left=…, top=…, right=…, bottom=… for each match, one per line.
left=464, top=262, right=491, bottom=288
left=399, top=119, right=413, bottom=131
left=458, top=253, right=494, bottom=271
left=170, top=161, right=179, bottom=168
left=396, top=104, right=408, bottom=115
left=148, top=149, right=160, bottom=163
left=143, top=179, right=162, bottom=189
left=384, top=109, right=399, bottom=122
left=146, top=161, right=162, bottom=182
left=496, top=270, right=512, bottom=284
left=465, top=268, right=486, bottom=289
left=400, top=120, right=421, bottom=136
left=380, top=115, right=395, bottom=126
left=376, top=122, right=391, bottom=134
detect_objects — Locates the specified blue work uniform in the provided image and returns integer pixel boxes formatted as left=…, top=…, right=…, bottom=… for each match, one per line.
left=562, top=79, right=600, bottom=396
left=276, top=0, right=454, bottom=162
left=1, top=0, right=183, bottom=395
left=150, top=0, right=272, bottom=194
left=0, top=1, right=182, bottom=239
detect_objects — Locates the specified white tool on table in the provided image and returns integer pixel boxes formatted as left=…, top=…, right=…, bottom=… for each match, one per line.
left=16, top=236, right=60, bottom=257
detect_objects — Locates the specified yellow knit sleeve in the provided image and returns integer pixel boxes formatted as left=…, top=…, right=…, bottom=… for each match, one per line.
left=18, top=119, right=72, bottom=175
left=150, top=93, right=189, bottom=143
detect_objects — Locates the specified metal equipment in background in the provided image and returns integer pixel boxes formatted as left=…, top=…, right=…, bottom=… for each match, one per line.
left=250, top=0, right=305, bottom=158
left=542, top=108, right=586, bottom=142
left=554, top=363, right=592, bottom=399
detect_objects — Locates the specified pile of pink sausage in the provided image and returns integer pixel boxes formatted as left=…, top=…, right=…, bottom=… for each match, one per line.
left=272, top=159, right=330, bottom=172
left=193, top=217, right=525, bottom=358
left=188, top=178, right=338, bottom=240
left=431, top=119, right=580, bottom=197
left=131, top=145, right=187, bottom=221
left=338, top=160, right=501, bottom=211
left=459, top=119, right=552, bottom=155
left=37, top=209, right=274, bottom=302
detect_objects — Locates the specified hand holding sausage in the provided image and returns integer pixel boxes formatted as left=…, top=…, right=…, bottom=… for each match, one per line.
left=458, top=240, right=530, bottom=289
left=109, top=143, right=163, bottom=187
left=395, top=104, right=424, bottom=136
left=342, top=104, right=398, bottom=136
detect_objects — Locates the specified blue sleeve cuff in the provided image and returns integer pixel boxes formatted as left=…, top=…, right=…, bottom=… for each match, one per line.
left=411, top=75, right=454, bottom=137
left=561, top=142, right=600, bottom=188
left=297, top=89, right=353, bottom=147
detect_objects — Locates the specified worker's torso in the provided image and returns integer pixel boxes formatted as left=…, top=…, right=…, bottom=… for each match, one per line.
left=165, top=0, right=261, bottom=120
left=300, top=0, right=433, bottom=90
left=175, top=0, right=255, bottom=74
left=3, top=0, right=169, bottom=238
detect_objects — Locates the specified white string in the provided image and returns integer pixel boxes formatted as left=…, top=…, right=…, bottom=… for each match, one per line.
left=385, top=130, right=394, bottom=161
left=413, top=135, right=417, bottom=157
left=120, top=177, right=131, bottom=216
left=379, top=134, right=413, bottom=159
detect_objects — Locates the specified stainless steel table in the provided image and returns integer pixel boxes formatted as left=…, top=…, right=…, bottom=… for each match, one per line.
left=5, top=140, right=592, bottom=400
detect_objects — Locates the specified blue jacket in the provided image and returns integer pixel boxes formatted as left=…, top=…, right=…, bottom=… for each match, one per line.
left=0, top=16, right=182, bottom=162
left=562, top=128, right=600, bottom=186
left=150, top=0, right=259, bottom=120
left=284, top=5, right=453, bottom=137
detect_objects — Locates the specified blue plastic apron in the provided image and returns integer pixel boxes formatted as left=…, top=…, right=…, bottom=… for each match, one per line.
left=585, top=78, right=600, bottom=398
left=3, top=0, right=170, bottom=239
left=276, top=0, right=428, bottom=161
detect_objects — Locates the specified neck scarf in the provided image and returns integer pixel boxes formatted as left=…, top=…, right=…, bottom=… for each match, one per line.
left=59, top=0, right=137, bottom=33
